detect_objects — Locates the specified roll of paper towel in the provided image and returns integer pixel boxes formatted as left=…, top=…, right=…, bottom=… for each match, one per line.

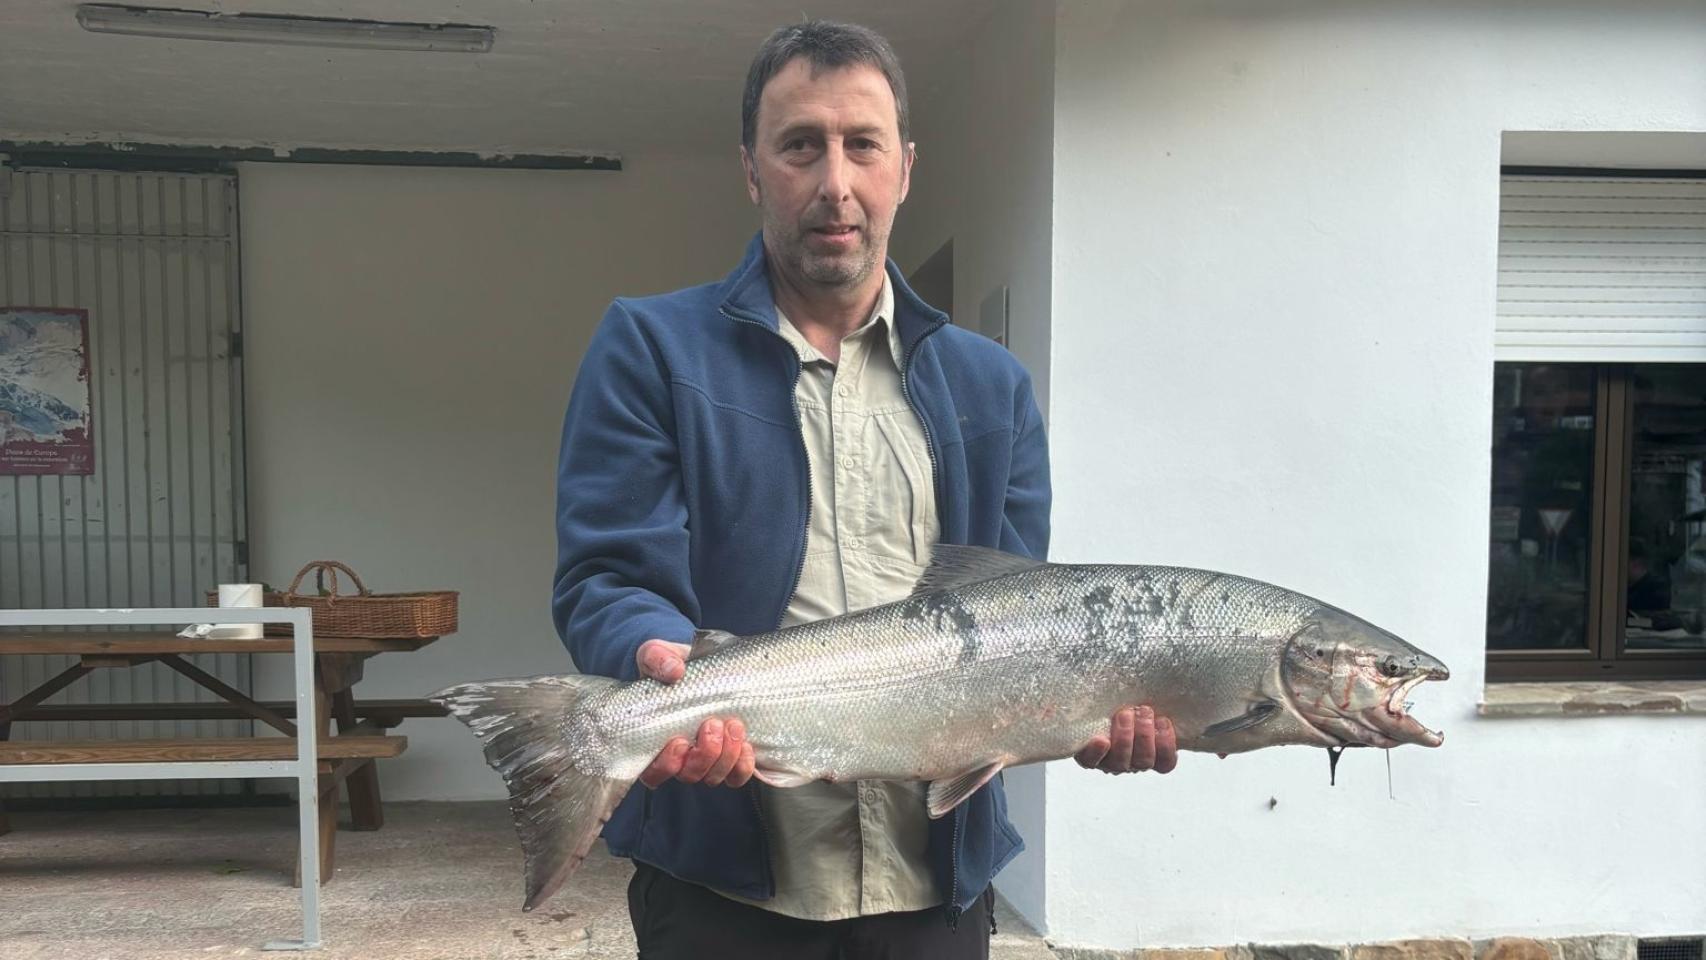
left=217, top=583, right=265, bottom=639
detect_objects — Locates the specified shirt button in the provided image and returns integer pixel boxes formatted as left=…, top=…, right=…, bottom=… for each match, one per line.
left=840, top=456, right=855, bottom=469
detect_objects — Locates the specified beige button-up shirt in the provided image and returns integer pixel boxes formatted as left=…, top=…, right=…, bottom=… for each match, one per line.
left=728, top=277, right=942, bottom=921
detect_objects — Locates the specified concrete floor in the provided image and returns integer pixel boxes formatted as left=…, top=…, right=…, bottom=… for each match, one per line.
left=0, top=800, right=1058, bottom=959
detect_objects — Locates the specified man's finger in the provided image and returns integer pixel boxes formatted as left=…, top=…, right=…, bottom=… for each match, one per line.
left=1075, top=736, right=1111, bottom=769
left=1130, top=705, right=1157, bottom=772
left=1154, top=717, right=1179, bottom=774
left=636, top=640, right=688, bottom=684
left=1103, top=707, right=1136, bottom=773
left=639, top=738, right=689, bottom=789
left=677, top=717, right=724, bottom=784
left=701, top=718, right=745, bottom=787
left=727, top=742, right=756, bottom=788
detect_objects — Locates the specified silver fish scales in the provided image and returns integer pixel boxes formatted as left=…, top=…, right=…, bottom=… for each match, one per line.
left=434, top=545, right=1448, bottom=911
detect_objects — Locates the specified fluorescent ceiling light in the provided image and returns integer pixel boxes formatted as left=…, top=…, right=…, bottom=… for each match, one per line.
left=75, top=4, right=495, bottom=53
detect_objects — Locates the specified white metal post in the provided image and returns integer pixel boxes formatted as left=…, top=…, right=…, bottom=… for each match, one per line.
left=0, top=607, right=322, bottom=950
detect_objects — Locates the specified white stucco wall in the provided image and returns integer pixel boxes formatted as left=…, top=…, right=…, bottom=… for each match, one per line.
left=891, top=0, right=1057, bottom=925
left=237, top=154, right=757, bottom=801
left=1046, top=0, right=1706, bottom=949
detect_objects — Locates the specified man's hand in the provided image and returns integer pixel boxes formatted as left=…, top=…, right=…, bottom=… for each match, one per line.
left=1074, top=705, right=1178, bottom=775
left=634, top=639, right=756, bottom=789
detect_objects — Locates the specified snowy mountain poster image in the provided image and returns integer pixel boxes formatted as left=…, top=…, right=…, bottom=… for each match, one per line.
left=0, top=307, right=94, bottom=475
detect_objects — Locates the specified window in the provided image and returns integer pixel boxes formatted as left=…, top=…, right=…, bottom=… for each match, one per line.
left=1489, top=364, right=1706, bottom=679
left=1487, top=171, right=1706, bottom=680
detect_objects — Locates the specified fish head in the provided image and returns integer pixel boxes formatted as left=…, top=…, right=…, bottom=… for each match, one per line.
left=1279, top=607, right=1449, bottom=749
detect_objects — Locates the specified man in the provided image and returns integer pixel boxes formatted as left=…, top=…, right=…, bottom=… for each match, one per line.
left=553, top=21, right=1177, bottom=959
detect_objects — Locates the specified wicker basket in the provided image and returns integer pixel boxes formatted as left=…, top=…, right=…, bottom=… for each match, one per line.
left=206, top=560, right=458, bottom=639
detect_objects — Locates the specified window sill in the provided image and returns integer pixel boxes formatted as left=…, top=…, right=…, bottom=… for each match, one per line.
left=1478, top=680, right=1706, bottom=717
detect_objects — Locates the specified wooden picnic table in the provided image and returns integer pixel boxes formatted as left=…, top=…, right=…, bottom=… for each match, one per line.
left=0, top=629, right=448, bottom=884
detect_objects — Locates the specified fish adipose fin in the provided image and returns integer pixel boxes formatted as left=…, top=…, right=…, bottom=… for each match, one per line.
left=687, top=628, right=741, bottom=661
left=431, top=675, right=631, bottom=912
left=1201, top=699, right=1281, bottom=738
left=912, top=544, right=1046, bottom=597
left=926, top=761, right=1006, bottom=818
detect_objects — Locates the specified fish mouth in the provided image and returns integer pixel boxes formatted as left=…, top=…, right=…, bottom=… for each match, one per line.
left=1359, top=670, right=1445, bottom=747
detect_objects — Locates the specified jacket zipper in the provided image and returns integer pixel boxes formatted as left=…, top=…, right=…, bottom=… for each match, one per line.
left=945, top=807, right=964, bottom=930
left=897, top=318, right=957, bottom=925
left=720, top=304, right=809, bottom=900
left=719, top=305, right=812, bottom=625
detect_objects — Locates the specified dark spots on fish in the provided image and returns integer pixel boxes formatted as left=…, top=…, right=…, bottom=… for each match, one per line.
left=1081, top=584, right=1131, bottom=635
left=902, top=592, right=983, bottom=662
left=1082, top=584, right=1118, bottom=616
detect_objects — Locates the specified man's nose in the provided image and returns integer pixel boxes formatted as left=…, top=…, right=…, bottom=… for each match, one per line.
left=818, top=143, right=851, bottom=204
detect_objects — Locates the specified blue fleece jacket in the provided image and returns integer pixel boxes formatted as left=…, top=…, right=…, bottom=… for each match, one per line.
left=552, top=232, right=1051, bottom=919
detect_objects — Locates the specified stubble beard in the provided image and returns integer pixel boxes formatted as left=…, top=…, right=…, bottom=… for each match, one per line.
left=764, top=205, right=884, bottom=293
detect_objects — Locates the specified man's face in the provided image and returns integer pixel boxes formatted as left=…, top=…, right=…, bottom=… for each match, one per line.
left=742, top=58, right=913, bottom=292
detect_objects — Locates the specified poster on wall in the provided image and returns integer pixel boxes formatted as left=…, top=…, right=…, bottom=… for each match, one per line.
left=0, top=307, right=94, bottom=475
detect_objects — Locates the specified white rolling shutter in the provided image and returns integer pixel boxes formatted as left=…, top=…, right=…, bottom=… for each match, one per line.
left=1497, top=174, right=1706, bottom=362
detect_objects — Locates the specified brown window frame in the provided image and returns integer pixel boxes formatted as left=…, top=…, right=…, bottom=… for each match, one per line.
left=1487, top=364, right=1706, bottom=682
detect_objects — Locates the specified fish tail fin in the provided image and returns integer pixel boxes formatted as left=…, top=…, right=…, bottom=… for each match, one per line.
left=431, top=674, right=635, bottom=911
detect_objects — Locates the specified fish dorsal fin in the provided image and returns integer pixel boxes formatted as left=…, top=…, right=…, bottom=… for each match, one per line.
left=911, top=544, right=1045, bottom=597
left=925, top=761, right=1006, bottom=819
left=687, top=629, right=741, bottom=661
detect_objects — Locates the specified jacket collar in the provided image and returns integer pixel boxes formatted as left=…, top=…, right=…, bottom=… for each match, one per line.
left=718, top=231, right=948, bottom=362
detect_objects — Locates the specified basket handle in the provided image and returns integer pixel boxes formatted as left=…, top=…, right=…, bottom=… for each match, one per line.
left=285, top=560, right=371, bottom=603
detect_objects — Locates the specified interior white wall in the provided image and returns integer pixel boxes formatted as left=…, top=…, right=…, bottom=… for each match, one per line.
left=893, top=0, right=1056, bottom=928
left=238, top=154, right=757, bottom=800
left=1048, top=0, right=1706, bottom=950
left=893, top=0, right=1055, bottom=418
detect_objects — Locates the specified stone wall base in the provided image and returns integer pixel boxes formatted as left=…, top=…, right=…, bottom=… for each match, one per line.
left=1050, top=934, right=1692, bottom=960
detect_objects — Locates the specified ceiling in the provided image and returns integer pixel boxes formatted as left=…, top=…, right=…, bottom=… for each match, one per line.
left=0, top=0, right=986, bottom=158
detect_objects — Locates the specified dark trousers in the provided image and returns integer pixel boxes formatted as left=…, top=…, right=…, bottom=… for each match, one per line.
left=627, top=862, right=993, bottom=960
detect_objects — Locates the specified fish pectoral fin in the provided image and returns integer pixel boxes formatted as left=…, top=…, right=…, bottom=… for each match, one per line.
left=1201, top=700, right=1281, bottom=738
left=687, top=629, right=741, bottom=661
left=751, top=766, right=816, bottom=789
left=911, top=544, right=1046, bottom=597
left=925, top=761, right=1006, bottom=819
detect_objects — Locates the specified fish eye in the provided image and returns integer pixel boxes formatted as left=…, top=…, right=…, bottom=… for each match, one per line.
left=1379, top=657, right=1403, bottom=677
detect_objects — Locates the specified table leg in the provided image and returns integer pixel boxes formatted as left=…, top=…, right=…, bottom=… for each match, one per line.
left=0, top=718, right=10, bottom=836
left=331, top=689, right=384, bottom=831
left=300, top=663, right=337, bottom=886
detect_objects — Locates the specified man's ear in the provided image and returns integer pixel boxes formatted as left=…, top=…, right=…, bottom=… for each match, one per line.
left=899, top=142, right=916, bottom=205
left=740, top=145, right=761, bottom=205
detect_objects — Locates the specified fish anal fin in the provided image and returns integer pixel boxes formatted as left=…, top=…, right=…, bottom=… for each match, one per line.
left=926, top=761, right=1006, bottom=819
left=688, top=629, right=741, bottom=661
left=912, top=544, right=1046, bottom=597
left=752, top=765, right=816, bottom=789
left=1201, top=700, right=1281, bottom=738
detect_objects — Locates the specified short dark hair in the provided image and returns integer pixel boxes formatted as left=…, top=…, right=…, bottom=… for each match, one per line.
left=741, top=20, right=910, bottom=151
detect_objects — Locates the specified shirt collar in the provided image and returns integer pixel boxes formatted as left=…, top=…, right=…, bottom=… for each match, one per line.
left=775, top=275, right=898, bottom=369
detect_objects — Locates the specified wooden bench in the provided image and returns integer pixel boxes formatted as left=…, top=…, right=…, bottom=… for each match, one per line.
left=0, top=734, right=407, bottom=884
left=11, top=698, right=446, bottom=729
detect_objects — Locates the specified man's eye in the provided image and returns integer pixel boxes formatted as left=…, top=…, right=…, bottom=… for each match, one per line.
left=783, top=139, right=811, bottom=152
left=850, top=139, right=878, bottom=151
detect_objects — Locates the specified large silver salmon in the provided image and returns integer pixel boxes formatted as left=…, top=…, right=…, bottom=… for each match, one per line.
left=433, top=545, right=1448, bottom=910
